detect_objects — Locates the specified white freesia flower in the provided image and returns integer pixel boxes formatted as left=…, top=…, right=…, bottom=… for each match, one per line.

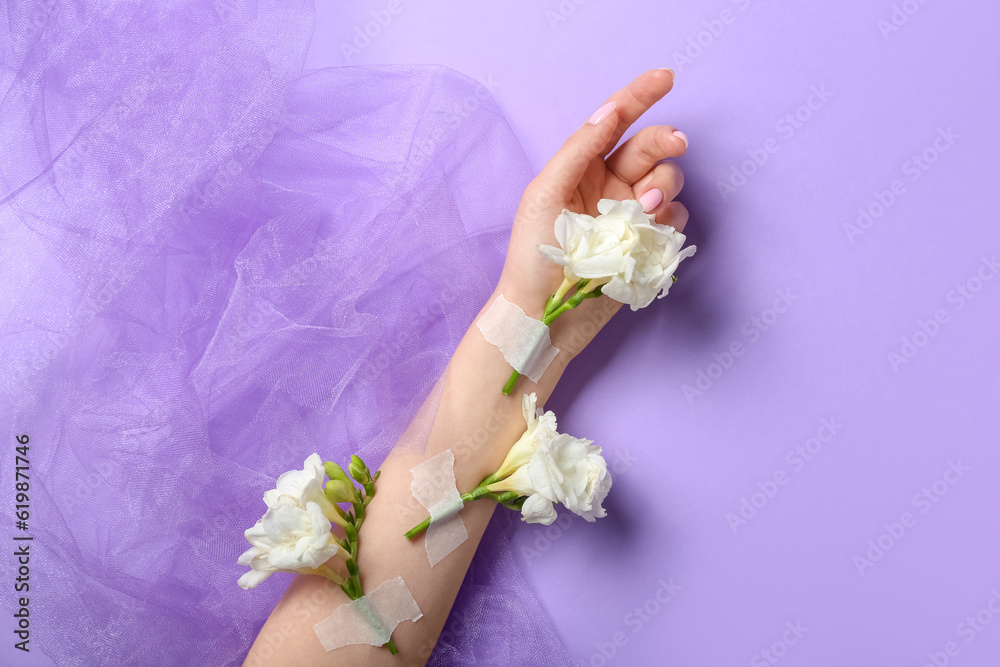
left=520, top=493, right=558, bottom=525
left=492, top=392, right=558, bottom=480
left=539, top=203, right=639, bottom=282
left=575, top=448, right=612, bottom=523
left=538, top=198, right=696, bottom=312
left=237, top=500, right=347, bottom=590
left=263, top=453, right=346, bottom=527
left=238, top=453, right=352, bottom=589
left=489, top=431, right=612, bottom=525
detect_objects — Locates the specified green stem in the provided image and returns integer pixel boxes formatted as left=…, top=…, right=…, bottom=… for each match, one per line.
left=501, top=371, right=520, bottom=396
left=335, top=465, right=399, bottom=655
left=545, top=277, right=574, bottom=316
left=542, top=300, right=573, bottom=326
left=404, top=517, right=431, bottom=541
left=501, top=279, right=603, bottom=395
left=463, top=486, right=496, bottom=503
left=404, top=481, right=497, bottom=539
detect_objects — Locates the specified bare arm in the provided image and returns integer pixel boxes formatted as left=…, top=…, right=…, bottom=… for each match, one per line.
left=244, top=68, right=688, bottom=667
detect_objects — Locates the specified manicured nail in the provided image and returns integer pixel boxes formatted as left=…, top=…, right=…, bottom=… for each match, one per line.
left=639, top=188, right=664, bottom=212
left=588, top=101, right=617, bottom=125
left=673, top=130, right=689, bottom=149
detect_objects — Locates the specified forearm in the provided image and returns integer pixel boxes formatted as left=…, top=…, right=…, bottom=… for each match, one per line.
left=245, top=67, right=684, bottom=666
left=244, top=277, right=578, bottom=666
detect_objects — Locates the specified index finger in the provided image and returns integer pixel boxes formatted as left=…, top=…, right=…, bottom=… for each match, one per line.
left=596, top=68, right=676, bottom=158
left=534, top=69, right=675, bottom=196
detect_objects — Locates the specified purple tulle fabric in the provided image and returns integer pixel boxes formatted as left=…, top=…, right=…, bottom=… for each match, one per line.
left=0, top=2, right=574, bottom=665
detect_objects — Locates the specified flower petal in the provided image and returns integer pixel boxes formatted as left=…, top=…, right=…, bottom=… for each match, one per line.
left=238, top=568, right=272, bottom=590
left=521, top=494, right=558, bottom=525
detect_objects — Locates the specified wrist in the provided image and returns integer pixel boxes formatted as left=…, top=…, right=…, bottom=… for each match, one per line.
left=493, top=272, right=545, bottom=320
left=485, top=278, right=580, bottom=381
left=493, top=272, right=617, bottom=367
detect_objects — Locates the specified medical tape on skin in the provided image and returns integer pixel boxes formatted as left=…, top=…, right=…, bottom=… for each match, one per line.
left=313, top=576, right=423, bottom=651
left=476, top=294, right=560, bottom=383
left=410, top=449, right=468, bottom=566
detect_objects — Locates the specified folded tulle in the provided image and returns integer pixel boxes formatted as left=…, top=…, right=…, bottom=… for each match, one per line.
left=0, top=2, right=573, bottom=665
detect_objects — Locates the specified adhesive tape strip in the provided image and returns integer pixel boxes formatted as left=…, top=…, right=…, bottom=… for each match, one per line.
left=410, top=450, right=468, bottom=567
left=313, top=576, right=423, bottom=651
left=476, top=294, right=560, bottom=383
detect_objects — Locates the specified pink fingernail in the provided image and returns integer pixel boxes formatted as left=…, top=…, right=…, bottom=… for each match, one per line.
left=639, top=188, right=663, bottom=212
left=588, top=101, right=617, bottom=125
left=673, top=130, right=689, bottom=149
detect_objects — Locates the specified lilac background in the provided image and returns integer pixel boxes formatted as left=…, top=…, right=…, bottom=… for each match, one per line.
left=306, top=1, right=1000, bottom=666
left=2, top=1, right=998, bottom=666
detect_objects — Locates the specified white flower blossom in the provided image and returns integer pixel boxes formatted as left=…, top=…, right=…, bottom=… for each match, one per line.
left=238, top=453, right=349, bottom=589
left=539, top=198, right=696, bottom=311
left=489, top=428, right=612, bottom=525
left=263, top=453, right=345, bottom=526
left=237, top=500, right=347, bottom=590
left=492, top=392, right=559, bottom=480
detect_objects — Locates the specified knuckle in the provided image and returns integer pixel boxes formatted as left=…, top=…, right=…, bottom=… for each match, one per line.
left=655, top=161, right=684, bottom=193
left=635, top=129, right=662, bottom=163
left=662, top=200, right=689, bottom=230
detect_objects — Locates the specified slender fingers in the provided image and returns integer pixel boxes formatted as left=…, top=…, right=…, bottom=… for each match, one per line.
left=656, top=201, right=689, bottom=232
left=595, top=68, right=676, bottom=158
left=633, top=162, right=689, bottom=232
left=537, top=68, right=674, bottom=193
left=536, top=103, right=620, bottom=197
left=606, top=125, right=688, bottom=184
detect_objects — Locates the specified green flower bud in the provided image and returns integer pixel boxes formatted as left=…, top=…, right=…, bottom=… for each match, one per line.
left=348, top=455, right=372, bottom=485
left=324, top=461, right=351, bottom=486
left=325, top=479, right=356, bottom=504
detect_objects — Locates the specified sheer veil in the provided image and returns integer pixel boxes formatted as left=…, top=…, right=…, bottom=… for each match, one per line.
left=0, top=2, right=574, bottom=665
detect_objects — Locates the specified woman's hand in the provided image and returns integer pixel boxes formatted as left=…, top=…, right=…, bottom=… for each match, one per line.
left=497, top=68, right=690, bottom=359
left=244, top=70, right=693, bottom=667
